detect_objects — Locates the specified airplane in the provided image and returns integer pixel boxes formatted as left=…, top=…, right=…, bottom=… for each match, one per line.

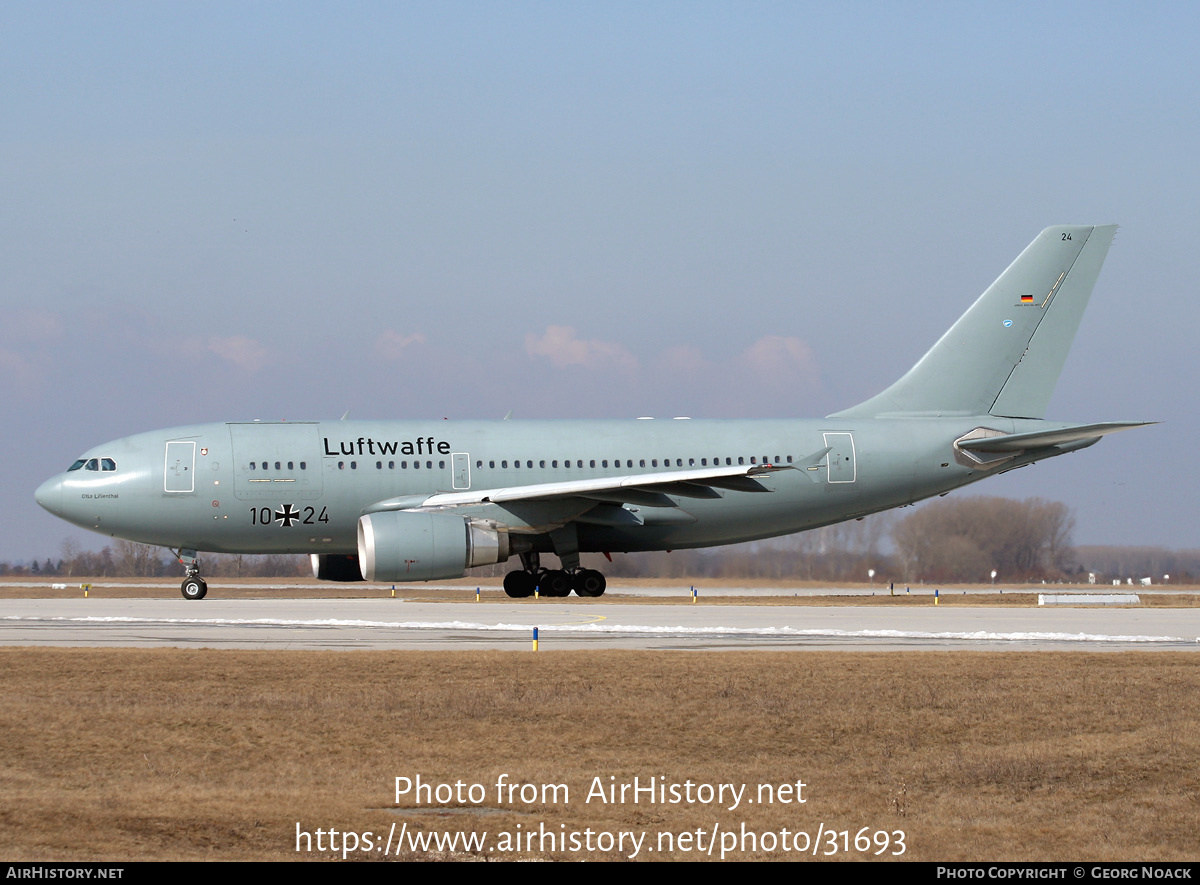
left=35, top=225, right=1150, bottom=600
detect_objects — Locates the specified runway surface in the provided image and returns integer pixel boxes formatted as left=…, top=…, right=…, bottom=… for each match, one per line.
left=2, top=596, right=1198, bottom=650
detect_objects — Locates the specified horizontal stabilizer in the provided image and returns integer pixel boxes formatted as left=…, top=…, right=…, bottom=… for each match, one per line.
left=957, top=422, right=1153, bottom=453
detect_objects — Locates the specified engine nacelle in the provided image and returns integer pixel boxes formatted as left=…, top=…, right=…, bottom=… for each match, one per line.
left=310, top=553, right=364, bottom=582
left=357, top=511, right=510, bottom=582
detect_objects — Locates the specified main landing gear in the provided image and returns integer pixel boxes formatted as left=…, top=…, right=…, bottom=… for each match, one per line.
left=175, top=549, right=208, bottom=600
left=502, top=552, right=607, bottom=599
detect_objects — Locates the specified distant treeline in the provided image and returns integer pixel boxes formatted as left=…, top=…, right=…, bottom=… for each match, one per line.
left=5, top=538, right=309, bottom=580
left=5, top=498, right=1197, bottom=584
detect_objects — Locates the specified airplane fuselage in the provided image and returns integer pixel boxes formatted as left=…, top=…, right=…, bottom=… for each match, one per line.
left=36, top=414, right=1064, bottom=558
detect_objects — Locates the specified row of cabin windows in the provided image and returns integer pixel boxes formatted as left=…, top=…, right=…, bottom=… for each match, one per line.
left=320, top=455, right=797, bottom=472
left=477, top=455, right=793, bottom=469
left=251, top=455, right=797, bottom=473
left=341, top=461, right=444, bottom=470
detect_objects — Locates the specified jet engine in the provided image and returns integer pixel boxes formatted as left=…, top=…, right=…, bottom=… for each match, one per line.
left=310, top=553, right=364, bottom=582
left=357, top=511, right=510, bottom=582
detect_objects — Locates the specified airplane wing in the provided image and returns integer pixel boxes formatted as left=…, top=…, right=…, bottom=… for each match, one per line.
left=360, top=450, right=829, bottom=518
left=364, top=462, right=791, bottom=512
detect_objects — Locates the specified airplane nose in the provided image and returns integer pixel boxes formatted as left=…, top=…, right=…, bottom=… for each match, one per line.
left=34, top=476, right=63, bottom=516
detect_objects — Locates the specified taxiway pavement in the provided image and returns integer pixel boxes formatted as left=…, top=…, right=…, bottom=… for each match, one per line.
left=2, top=597, right=1197, bottom=651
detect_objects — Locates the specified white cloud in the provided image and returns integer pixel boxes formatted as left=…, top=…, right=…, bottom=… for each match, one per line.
left=741, top=335, right=819, bottom=385
left=0, top=347, right=38, bottom=396
left=524, top=325, right=638, bottom=372
left=207, top=336, right=270, bottom=372
left=374, top=330, right=425, bottom=360
left=2, top=309, right=63, bottom=343
left=661, top=344, right=708, bottom=373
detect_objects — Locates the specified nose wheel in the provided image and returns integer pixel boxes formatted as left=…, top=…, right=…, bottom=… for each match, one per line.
left=181, top=576, right=208, bottom=600
left=175, top=549, right=208, bottom=600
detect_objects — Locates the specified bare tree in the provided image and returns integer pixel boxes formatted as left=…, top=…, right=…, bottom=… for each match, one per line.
left=893, top=497, right=1075, bottom=582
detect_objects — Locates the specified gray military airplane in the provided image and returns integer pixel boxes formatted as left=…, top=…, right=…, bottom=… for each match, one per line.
left=35, top=225, right=1148, bottom=600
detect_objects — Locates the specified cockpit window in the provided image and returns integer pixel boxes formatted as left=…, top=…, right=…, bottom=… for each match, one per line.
left=68, top=457, right=116, bottom=472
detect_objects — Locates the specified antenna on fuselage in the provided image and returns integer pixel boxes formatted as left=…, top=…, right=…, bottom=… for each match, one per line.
left=340, top=410, right=351, bottom=421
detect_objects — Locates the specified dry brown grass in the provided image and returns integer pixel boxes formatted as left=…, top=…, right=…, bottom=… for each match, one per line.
left=1, top=649, right=1198, bottom=861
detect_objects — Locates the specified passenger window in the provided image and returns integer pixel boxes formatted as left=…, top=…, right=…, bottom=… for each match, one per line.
left=652, top=460, right=658, bottom=467
left=526, top=460, right=532, bottom=469
left=552, top=460, right=558, bottom=468
left=602, top=460, right=608, bottom=468
left=439, top=461, right=445, bottom=469
left=786, top=455, right=793, bottom=463
left=540, top=460, right=546, bottom=468
left=689, top=458, right=695, bottom=466
left=275, top=461, right=281, bottom=470
left=261, top=462, right=268, bottom=470
left=300, top=462, right=306, bottom=470
left=701, top=458, right=707, bottom=466
left=287, top=461, right=294, bottom=470
left=738, top=457, right=744, bottom=465
left=338, top=461, right=345, bottom=470
left=426, top=461, right=432, bottom=469
left=414, top=461, right=420, bottom=469
left=590, top=460, right=596, bottom=468
left=390, top=461, right=395, bottom=469
left=376, top=461, right=382, bottom=469
left=351, top=461, right=357, bottom=469
left=640, top=460, right=646, bottom=468
left=489, top=461, right=495, bottom=469
left=476, top=461, right=482, bottom=468
left=676, top=459, right=682, bottom=467
left=248, top=462, right=256, bottom=471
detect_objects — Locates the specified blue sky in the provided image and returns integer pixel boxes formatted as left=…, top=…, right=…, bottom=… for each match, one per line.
left=3, top=2, right=1197, bottom=561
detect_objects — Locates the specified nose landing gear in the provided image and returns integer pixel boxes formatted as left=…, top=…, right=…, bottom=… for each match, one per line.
left=175, top=549, right=208, bottom=600
left=181, top=575, right=208, bottom=600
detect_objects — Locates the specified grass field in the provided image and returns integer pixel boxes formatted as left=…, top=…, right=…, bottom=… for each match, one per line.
left=2, top=647, right=1197, bottom=861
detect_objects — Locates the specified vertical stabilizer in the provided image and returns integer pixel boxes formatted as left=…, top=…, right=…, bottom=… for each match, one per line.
left=831, top=225, right=1117, bottom=419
